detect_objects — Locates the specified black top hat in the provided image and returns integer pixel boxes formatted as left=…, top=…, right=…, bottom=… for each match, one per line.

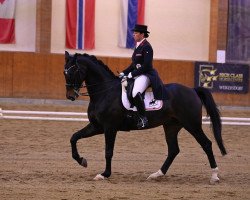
left=132, top=24, right=150, bottom=34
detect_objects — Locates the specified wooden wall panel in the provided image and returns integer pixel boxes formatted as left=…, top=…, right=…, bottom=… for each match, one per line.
left=213, top=92, right=250, bottom=107
left=0, top=52, right=249, bottom=106
left=98, top=57, right=194, bottom=87
left=153, top=60, right=194, bottom=87
left=10, top=53, right=66, bottom=99
left=209, top=0, right=229, bottom=59
left=0, top=52, right=13, bottom=96
left=47, top=54, right=66, bottom=98
left=218, top=0, right=228, bottom=50
left=12, top=53, right=45, bottom=98
left=36, top=0, right=52, bottom=53
left=209, top=0, right=219, bottom=62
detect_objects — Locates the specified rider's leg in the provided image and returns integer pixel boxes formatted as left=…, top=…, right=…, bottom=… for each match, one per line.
left=132, top=75, right=150, bottom=129
left=132, top=75, right=150, bottom=98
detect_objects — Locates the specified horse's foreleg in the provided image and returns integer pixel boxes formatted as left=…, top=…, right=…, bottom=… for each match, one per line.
left=148, top=124, right=181, bottom=180
left=70, top=123, right=103, bottom=167
left=94, top=130, right=117, bottom=180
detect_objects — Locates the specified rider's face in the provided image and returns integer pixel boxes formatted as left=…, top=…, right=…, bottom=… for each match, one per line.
left=133, top=32, right=144, bottom=42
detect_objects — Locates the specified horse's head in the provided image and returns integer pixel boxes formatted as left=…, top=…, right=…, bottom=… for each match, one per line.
left=64, top=51, right=86, bottom=101
left=64, top=51, right=118, bottom=101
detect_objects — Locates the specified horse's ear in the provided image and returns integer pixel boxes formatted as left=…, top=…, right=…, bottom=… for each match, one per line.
left=65, top=51, right=70, bottom=62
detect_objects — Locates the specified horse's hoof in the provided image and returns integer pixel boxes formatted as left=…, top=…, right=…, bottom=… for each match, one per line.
left=147, top=169, right=164, bottom=180
left=210, top=167, right=219, bottom=184
left=93, top=174, right=105, bottom=181
left=210, top=177, right=220, bottom=185
left=80, top=157, right=87, bottom=168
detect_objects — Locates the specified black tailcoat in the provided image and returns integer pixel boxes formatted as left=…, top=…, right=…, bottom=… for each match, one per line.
left=123, top=39, right=168, bottom=100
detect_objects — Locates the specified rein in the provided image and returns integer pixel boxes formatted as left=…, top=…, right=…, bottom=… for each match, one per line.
left=73, top=79, right=122, bottom=97
left=82, top=79, right=115, bottom=88
left=65, top=55, right=124, bottom=97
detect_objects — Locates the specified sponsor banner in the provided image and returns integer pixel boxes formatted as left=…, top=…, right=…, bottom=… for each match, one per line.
left=194, top=62, right=249, bottom=94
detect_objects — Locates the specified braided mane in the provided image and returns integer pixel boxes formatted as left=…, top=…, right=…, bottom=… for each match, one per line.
left=80, top=53, right=116, bottom=78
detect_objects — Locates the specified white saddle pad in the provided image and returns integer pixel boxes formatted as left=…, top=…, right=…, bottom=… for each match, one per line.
left=121, top=80, right=163, bottom=111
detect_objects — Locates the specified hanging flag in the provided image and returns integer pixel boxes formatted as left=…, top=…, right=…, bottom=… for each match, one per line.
left=118, top=0, right=145, bottom=49
left=66, top=0, right=95, bottom=50
left=0, top=0, right=16, bottom=44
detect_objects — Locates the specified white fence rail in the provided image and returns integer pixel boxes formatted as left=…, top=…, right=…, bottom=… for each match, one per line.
left=0, top=109, right=88, bottom=122
left=1, top=110, right=87, bottom=116
left=1, top=109, right=250, bottom=126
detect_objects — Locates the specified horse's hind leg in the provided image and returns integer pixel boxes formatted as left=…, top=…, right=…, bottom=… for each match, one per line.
left=185, top=124, right=219, bottom=184
left=147, top=123, right=182, bottom=180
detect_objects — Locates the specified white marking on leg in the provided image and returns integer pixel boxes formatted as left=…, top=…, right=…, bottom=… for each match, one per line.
left=210, top=167, right=220, bottom=184
left=147, top=169, right=164, bottom=180
left=93, top=174, right=105, bottom=181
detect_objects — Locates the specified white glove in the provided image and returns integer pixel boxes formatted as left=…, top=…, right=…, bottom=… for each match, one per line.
left=118, top=72, right=125, bottom=79
left=128, top=72, right=133, bottom=79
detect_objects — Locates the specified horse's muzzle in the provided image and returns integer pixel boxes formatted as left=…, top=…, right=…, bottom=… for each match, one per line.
left=68, top=96, right=76, bottom=101
left=66, top=89, right=77, bottom=101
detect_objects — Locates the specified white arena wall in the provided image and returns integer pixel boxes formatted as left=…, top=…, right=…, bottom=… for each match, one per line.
left=0, top=0, right=36, bottom=52
left=51, top=0, right=210, bottom=61
left=0, top=0, right=211, bottom=61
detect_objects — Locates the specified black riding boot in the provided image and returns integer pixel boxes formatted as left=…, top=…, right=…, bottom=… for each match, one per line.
left=134, top=92, right=148, bottom=129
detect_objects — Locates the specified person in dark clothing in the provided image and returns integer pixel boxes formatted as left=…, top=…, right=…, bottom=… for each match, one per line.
left=119, top=24, right=168, bottom=129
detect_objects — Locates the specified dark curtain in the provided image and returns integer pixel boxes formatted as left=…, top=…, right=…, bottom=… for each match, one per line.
left=226, top=0, right=250, bottom=63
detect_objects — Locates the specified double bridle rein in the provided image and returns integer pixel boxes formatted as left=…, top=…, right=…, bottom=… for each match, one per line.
left=65, top=64, right=120, bottom=97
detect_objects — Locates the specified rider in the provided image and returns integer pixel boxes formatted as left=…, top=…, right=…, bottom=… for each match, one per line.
left=119, top=24, right=168, bottom=129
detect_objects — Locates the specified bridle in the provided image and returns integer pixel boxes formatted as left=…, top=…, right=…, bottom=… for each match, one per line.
left=64, top=62, right=121, bottom=97
left=64, top=64, right=82, bottom=96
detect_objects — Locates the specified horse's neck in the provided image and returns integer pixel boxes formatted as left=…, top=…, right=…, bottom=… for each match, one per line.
left=86, top=68, right=114, bottom=86
left=79, top=56, right=117, bottom=101
left=85, top=70, right=116, bottom=101
left=85, top=60, right=114, bottom=83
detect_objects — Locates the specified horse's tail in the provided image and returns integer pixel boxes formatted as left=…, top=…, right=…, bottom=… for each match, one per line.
left=194, top=87, right=227, bottom=156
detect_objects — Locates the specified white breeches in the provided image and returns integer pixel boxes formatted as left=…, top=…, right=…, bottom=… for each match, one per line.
left=132, top=75, right=150, bottom=97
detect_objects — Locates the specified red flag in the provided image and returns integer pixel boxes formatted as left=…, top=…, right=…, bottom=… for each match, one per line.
left=0, top=0, right=16, bottom=44
left=66, top=0, right=95, bottom=50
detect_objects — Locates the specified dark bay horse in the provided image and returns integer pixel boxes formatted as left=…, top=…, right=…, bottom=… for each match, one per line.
left=64, top=51, right=227, bottom=183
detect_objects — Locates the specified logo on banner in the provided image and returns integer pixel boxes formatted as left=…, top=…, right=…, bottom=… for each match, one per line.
left=199, top=65, right=219, bottom=88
